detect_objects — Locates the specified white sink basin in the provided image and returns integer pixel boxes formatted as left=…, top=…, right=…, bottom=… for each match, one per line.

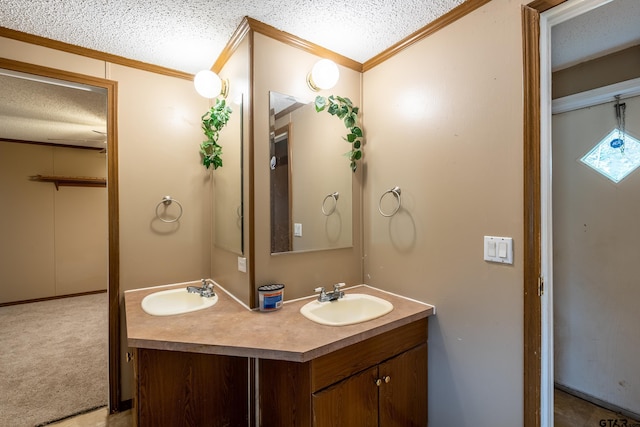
left=300, top=293, right=393, bottom=326
left=141, top=288, right=218, bottom=316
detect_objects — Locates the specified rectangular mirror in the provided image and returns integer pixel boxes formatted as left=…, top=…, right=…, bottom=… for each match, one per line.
left=214, top=95, right=244, bottom=255
left=269, top=91, right=352, bottom=254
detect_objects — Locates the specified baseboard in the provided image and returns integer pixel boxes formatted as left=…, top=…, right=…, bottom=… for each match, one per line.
left=112, top=399, right=132, bottom=413
left=555, top=382, right=640, bottom=421
left=36, top=405, right=108, bottom=426
left=0, top=289, right=107, bottom=307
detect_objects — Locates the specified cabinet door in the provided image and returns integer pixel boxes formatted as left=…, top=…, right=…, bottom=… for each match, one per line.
left=136, top=349, right=248, bottom=427
left=312, top=366, right=379, bottom=427
left=378, top=343, right=428, bottom=427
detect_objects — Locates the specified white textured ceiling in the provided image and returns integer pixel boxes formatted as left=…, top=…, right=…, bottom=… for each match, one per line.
left=552, top=0, right=640, bottom=71
left=1, top=0, right=637, bottom=74
left=0, top=0, right=465, bottom=74
left=1, top=0, right=639, bottom=149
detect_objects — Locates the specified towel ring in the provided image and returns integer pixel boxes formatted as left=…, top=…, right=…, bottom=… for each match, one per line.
left=156, top=196, right=183, bottom=223
left=322, top=192, right=339, bottom=216
left=378, top=186, right=401, bottom=217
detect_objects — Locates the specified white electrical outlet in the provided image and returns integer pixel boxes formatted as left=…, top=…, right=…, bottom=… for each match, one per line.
left=294, top=223, right=302, bottom=237
left=483, top=236, right=513, bottom=264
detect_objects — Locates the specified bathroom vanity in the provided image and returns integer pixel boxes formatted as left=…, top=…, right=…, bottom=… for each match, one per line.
left=260, top=318, right=428, bottom=425
left=125, top=282, right=434, bottom=426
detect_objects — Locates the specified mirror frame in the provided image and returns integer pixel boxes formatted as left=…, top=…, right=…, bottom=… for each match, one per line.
left=0, top=57, right=121, bottom=412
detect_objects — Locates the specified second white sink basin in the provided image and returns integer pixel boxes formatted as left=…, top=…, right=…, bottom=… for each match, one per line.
left=141, top=288, right=218, bottom=316
left=300, top=293, right=393, bottom=326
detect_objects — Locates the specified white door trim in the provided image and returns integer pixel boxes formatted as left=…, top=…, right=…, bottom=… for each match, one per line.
left=539, top=1, right=617, bottom=425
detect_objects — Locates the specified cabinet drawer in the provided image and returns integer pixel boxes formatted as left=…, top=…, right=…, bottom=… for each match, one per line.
left=310, top=318, right=427, bottom=392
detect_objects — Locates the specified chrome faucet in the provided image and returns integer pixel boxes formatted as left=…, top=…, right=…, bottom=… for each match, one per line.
left=187, top=278, right=215, bottom=298
left=315, top=283, right=345, bottom=302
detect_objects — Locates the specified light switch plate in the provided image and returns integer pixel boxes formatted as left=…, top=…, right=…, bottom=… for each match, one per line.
left=237, top=256, right=247, bottom=273
left=484, top=236, right=513, bottom=264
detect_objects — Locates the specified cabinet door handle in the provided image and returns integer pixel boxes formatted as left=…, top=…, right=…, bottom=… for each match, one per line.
left=375, top=376, right=391, bottom=386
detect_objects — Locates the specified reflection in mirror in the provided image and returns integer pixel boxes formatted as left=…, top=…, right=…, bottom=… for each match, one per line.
left=214, top=95, right=244, bottom=255
left=269, top=91, right=352, bottom=254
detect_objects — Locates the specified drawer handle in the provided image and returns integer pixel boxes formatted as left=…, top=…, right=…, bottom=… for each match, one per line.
left=384, top=375, right=391, bottom=383
left=375, top=378, right=382, bottom=387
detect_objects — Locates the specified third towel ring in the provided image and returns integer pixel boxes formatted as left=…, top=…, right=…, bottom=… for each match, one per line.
left=156, top=196, right=183, bottom=223
left=322, top=192, right=339, bottom=216
left=378, top=186, right=402, bottom=217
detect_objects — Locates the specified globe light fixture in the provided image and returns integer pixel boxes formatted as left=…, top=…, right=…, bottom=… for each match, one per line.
left=306, top=59, right=340, bottom=92
left=194, top=70, right=229, bottom=98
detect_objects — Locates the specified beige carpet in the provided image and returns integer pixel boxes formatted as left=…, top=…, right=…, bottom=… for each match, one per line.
left=0, top=293, right=108, bottom=426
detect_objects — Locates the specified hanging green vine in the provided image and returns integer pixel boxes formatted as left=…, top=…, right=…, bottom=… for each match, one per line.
left=200, top=98, right=232, bottom=169
left=314, top=95, right=363, bottom=172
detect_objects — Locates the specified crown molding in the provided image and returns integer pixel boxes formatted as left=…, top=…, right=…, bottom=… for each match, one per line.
left=246, top=17, right=363, bottom=72
left=363, top=0, right=492, bottom=71
left=212, top=17, right=252, bottom=73
left=212, top=17, right=363, bottom=73
left=4, top=0, right=512, bottom=79
left=0, top=26, right=193, bottom=80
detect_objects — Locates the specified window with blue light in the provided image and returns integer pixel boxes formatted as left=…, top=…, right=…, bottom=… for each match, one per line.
left=580, top=128, right=640, bottom=183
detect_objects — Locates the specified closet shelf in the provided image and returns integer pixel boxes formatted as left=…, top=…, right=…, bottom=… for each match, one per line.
left=32, top=175, right=106, bottom=190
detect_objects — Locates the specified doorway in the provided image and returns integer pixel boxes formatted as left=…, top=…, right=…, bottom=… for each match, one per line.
left=552, top=93, right=640, bottom=422
left=524, top=0, right=639, bottom=425
left=270, top=124, right=292, bottom=253
left=0, top=58, right=120, bottom=413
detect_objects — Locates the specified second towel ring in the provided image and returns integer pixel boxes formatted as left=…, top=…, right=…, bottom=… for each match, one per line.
left=378, top=186, right=402, bottom=217
left=156, top=196, right=183, bottom=223
left=322, top=192, right=339, bottom=216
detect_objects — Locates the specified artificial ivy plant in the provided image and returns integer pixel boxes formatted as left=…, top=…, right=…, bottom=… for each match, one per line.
left=200, top=98, right=232, bottom=169
left=314, top=95, right=363, bottom=172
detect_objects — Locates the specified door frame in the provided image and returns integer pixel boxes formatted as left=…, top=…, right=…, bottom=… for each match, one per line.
left=0, top=57, right=121, bottom=412
left=523, top=0, right=615, bottom=425
left=270, top=123, right=293, bottom=252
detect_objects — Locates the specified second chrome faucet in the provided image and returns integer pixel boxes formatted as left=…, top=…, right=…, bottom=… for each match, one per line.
left=315, top=283, right=345, bottom=302
left=187, top=278, right=216, bottom=298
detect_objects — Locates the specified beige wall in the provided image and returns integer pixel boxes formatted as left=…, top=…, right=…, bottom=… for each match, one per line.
left=1, top=36, right=211, bottom=400
left=553, top=45, right=640, bottom=99
left=363, top=0, right=526, bottom=424
left=0, top=143, right=107, bottom=303
left=553, top=95, right=640, bottom=415
left=252, top=33, right=363, bottom=301
left=111, top=64, right=211, bottom=288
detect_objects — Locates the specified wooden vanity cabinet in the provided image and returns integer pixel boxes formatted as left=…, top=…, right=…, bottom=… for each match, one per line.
left=259, top=318, right=428, bottom=426
left=132, top=348, right=248, bottom=427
